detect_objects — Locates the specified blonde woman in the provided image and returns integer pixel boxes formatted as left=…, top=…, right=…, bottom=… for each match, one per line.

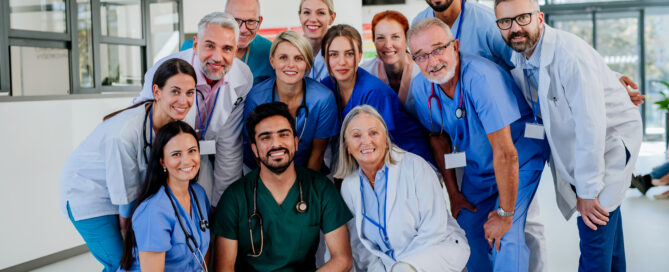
left=299, top=0, right=336, bottom=81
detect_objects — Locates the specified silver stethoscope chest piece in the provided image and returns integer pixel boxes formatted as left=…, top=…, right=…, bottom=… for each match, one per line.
left=296, top=201, right=308, bottom=213
left=455, top=107, right=465, bottom=119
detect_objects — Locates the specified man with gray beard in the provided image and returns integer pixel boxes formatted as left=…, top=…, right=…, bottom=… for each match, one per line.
left=406, top=17, right=549, bottom=271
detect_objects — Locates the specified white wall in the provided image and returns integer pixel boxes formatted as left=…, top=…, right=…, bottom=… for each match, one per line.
left=0, top=97, right=133, bottom=269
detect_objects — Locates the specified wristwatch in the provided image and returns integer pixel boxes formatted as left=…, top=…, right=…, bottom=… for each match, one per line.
left=497, top=207, right=515, bottom=217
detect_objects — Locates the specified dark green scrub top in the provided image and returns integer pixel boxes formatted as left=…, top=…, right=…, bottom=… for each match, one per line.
left=213, top=166, right=352, bottom=272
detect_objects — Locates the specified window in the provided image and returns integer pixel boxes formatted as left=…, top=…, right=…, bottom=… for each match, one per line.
left=0, top=0, right=184, bottom=98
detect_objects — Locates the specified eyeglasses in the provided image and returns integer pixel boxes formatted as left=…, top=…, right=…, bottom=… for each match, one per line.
left=235, top=18, right=260, bottom=30
left=412, top=40, right=455, bottom=65
left=496, top=11, right=539, bottom=30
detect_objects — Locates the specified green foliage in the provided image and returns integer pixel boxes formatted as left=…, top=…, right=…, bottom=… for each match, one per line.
left=653, top=80, right=669, bottom=111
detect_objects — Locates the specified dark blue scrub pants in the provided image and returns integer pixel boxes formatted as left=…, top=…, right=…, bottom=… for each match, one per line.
left=457, top=170, right=542, bottom=272
left=67, top=203, right=123, bottom=272
left=577, top=206, right=625, bottom=272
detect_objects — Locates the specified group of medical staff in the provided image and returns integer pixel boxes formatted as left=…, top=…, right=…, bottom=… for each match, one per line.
left=58, top=0, right=645, bottom=271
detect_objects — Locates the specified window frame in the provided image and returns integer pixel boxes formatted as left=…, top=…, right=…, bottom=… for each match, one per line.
left=0, top=0, right=184, bottom=100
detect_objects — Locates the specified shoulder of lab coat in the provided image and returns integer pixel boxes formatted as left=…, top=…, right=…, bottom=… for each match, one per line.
left=134, top=49, right=194, bottom=104
left=341, top=149, right=469, bottom=271
left=210, top=58, right=253, bottom=206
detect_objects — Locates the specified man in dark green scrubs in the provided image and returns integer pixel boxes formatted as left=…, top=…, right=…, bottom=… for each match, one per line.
left=213, top=102, right=353, bottom=271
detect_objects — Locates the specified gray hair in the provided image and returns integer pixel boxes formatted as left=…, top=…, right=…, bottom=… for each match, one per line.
left=406, top=17, right=454, bottom=54
left=333, top=105, right=401, bottom=179
left=494, top=0, right=540, bottom=10
left=197, top=12, right=239, bottom=44
left=225, top=0, right=261, bottom=18
left=270, top=31, right=314, bottom=73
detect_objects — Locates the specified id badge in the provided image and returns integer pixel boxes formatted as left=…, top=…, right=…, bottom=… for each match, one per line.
left=199, top=140, right=216, bottom=155
left=444, top=152, right=466, bottom=169
left=524, top=123, right=545, bottom=140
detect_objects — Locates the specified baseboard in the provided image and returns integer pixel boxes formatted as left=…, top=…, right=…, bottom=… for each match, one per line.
left=0, top=245, right=89, bottom=272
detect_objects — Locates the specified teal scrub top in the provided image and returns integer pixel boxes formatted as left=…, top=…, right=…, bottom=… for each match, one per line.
left=242, top=35, right=275, bottom=85
left=213, top=167, right=352, bottom=271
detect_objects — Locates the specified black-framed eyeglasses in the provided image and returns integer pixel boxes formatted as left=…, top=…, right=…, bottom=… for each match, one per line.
left=412, top=39, right=455, bottom=64
left=496, top=11, right=539, bottom=30
left=235, top=18, right=260, bottom=30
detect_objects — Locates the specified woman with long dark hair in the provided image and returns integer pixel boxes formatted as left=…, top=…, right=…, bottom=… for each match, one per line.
left=119, top=121, right=210, bottom=271
left=59, top=59, right=196, bottom=272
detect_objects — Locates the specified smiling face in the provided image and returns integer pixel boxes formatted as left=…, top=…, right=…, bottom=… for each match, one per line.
left=193, top=24, right=237, bottom=81
left=409, top=25, right=459, bottom=84
left=345, top=113, right=388, bottom=170
left=374, top=19, right=408, bottom=66
left=327, top=36, right=361, bottom=83
left=153, top=73, right=196, bottom=121
left=299, top=0, right=335, bottom=41
left=251, top=115, right=299, bottom=174
left=161, top=132, right=201, bottom=183
left=495, top=0, right=543, bottom=55
left=270, top=42, right=307, bottom=85
left=226, top=0, right=262, bottom=49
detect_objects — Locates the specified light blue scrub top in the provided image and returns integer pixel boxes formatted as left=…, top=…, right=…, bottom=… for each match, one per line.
left=307, top=52, right=330, bottom=81
left=321, top=68, right=434, bottom=165
left=122, top=184, right=211, bottom=272
left=359, top=167, right=394, bottom=259
left=408, top=54, right=547, bottom=202
left=243, top=77, right=339, bottom=168
left=411, top=1, right=513, bottom=69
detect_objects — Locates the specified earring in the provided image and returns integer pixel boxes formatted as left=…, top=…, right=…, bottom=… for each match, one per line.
left=163, top=168, right=167, bottom=172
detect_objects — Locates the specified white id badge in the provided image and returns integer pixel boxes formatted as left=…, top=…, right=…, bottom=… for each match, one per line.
left=524, top=123, right=545, bottom=139
left=444, top=152, right=467, bottom=169
left=199, top=140, right=216, bottom=155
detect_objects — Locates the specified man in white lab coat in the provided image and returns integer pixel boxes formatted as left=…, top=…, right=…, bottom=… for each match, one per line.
left=494, top=0, right=642, bottom=271
left=135, top=12, right=253, bottom=207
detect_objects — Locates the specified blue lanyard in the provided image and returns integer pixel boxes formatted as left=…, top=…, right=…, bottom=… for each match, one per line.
left=524, top=71, right=540, bottom=123
left=195, top=88, right=220, bottom=140
left=149, top=104, right=154, bottom=145
left=432, top=0, right=465, bottom=40
left=429, top=75, right=465, bottom=152
left=359, top=166, right=395, bottom=260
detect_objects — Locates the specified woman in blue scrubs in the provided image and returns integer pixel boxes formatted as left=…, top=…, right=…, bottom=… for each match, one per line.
left=244, top=30, right=338, bottom=172
left=298, top=0, right=336, bottom=81
left=319, top=24, right=433, bottom=165
left=58, top=59, right=196, bottom=272
left=119, top=121, right=210, bottom=271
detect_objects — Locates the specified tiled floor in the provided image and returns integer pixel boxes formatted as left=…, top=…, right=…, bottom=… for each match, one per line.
left=34, top=142, right=669, bottom=271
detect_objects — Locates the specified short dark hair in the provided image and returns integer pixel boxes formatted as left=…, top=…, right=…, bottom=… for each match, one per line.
left=246, top=102, right=297, bottom=144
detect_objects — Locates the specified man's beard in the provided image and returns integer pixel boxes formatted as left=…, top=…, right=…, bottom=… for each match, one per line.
left=259, top=147, right=295, bottom=174
left=426, top=0, right=455, bottom=13
left=199, top=60, right=229, bottom=81
left=505, top=28, right=541, bottom=54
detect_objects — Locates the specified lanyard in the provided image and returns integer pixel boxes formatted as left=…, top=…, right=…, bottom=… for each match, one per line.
left=359, top=166, right=395, bottom=260
left=432, top=0, right=465, bottom=40
left=429, top=77, right=465, bottom=151
left=195, top=88, right=220, bottom=140
left=524, top=71, right=540, bottom=123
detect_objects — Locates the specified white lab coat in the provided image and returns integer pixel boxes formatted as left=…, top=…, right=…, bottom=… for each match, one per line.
left=136, top=49, right=253, bottom=206
left=341, top=150, right=469, bottom=272
left=509, top=25, right=642, bottom=219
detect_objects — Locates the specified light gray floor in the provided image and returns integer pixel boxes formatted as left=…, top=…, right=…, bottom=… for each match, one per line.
left=34, top=143, right=669, bottom=272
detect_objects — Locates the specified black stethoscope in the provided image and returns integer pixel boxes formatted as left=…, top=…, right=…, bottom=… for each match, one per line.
left=142, top=103, right=154, bottom=164
left=165, top=184, right=209, bottom=271
left=271, top=80, right=309, bottom=141
left=247, top=172, right=308, bottom=257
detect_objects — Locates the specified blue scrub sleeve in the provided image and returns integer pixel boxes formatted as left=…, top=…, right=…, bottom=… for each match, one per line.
left=313, top=91, right=339, bottom=139
left=362, top=88, right=401, bottom=131
left=118, top=200, right=136, bottom=218
left=468, top=71, right=521, bottom=134
left=132, top=201, right=172, bottom=252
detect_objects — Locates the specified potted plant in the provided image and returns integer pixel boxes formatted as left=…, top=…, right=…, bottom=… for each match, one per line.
left=652, top=80, right=669, bottom=147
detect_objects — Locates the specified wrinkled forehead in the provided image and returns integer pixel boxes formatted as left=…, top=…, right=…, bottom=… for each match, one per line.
left=410, top=25, right=450, bottom=54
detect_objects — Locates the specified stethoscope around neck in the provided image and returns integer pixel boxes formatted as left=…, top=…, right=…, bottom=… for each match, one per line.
left=165, top=184, right=209, bottom=271
left=247, top=171, right=308, bottom=257
left=142, top=103, right=154, bottom=164
left=272, top=80, right=309, bottom=142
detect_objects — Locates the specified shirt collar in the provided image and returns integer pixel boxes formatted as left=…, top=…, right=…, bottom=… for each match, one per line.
left=517, top=27, right=545, bottom=71
left=191, top=53, right=228, bottom=93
